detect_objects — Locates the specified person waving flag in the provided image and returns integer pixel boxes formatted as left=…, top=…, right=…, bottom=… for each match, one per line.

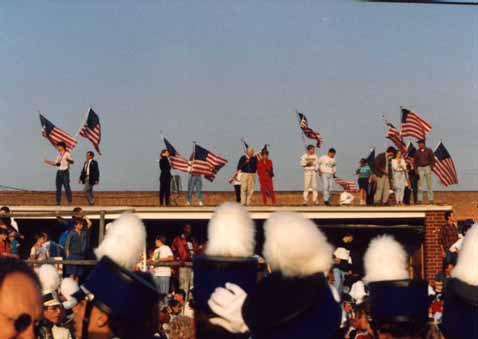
left=297, top=112, right=322, bottom=148
left=39, top=113, right=77, bottom=152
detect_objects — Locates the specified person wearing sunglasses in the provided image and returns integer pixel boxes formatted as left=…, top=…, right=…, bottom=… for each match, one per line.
left=36, top=294, right=73, bottom=339
left=0, top=257, right=42, bottom=339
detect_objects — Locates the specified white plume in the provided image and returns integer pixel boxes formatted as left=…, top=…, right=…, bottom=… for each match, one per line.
left=38, top=264, right=61, bottom=294
left=363, top=235, right=409, bottom=283
left=263, top=212, right=333, bottom=277
left=60, top=278, right=80, bottom=310
left=452, top=224, right=478, bottom=286
left=205, top=203, right=255, bottom=257
left=95, top=213, right=146, bottom=270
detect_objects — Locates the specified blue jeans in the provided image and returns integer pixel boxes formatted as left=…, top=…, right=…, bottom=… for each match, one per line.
left=321, top=173, right=334, bottom=202
left=333, top=267, right=345, bottom=295
left=56, top=170, right=72, bottom=204
left=154, top=276, right=171, bottom=296
left=187, top=175, right=203, bottom=203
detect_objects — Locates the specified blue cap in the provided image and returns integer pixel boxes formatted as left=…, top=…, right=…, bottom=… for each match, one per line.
left=74, top=256, right=159, bottom=321
left=442, top=278, right=478, bottom=339
left=368, top=279, right=429, bottom=329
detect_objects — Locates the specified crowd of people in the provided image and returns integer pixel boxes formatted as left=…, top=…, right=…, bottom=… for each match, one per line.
left=157, top=139, right=437, bottom=207
left=0, top=201, right=475, bottom=339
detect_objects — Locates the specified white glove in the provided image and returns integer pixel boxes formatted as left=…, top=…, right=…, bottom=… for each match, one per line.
left=208, top=282, right=249, bottom=334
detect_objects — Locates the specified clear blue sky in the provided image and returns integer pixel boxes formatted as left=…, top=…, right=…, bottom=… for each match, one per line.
left=0, top=1, right=476, bottom=191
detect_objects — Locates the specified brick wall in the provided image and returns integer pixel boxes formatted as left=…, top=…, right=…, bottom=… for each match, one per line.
left=0, top=190, right=476, bottom=219
left=424, top=211, right=446, bottom=282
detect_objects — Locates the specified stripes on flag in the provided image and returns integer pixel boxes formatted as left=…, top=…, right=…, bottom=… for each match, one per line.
left=79, top=108, right=102, bottom=155
left=400, top=107, right=432, bottom=140
left=298, top=112, right=322, bottom=148
left=335, top=178, right=359, bottom=193
left=39, top=114, right=77, bottom=152
left=163, top=138, right=189, bottom=173
left=433, top=142, right=458, bottom=187
left=191, top=144, right=228, bottom=182
left=385, top=122, right=408, bottom=157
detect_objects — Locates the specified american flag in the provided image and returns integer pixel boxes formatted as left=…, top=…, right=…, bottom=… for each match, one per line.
left=386, top=121, right=408, bottom=157
left=298, top=112, right=322, bottom=148
left=241, top=139, right=268, bottom=160
left=39, top=114, right=77, bottom=152
left=335, top=178, right=359, bottom=193
left=163, top=138, right=189, bottom=173
left=191, top=144, right=228, bottom=182
left=400, top=108, right=432, bottom=140
left=433, top=142, right=458, bottom=187
left=79, top=108, right=102, bottom=155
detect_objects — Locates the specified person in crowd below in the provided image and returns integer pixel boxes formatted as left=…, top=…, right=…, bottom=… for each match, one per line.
left=30, top=232, right=47, bottom=260
left=439, top=211, right=458, bottom=264
left=44, top=141, right=74, bottom=206
left=391, top=151, right=408, bottom=206
left=404, top=161, right=419, bottom=205
left=186, top=161, right=204, bottom=206
left=356, top=158, right=372, bottom=206
left=319, top=148, right=337, bottom=206
left=0, top=257, right=42, bottom=339
left=0, top=206, right=20, bottom=234
left=300, top=144, right=319, bottom=205
left=257, top=149, right=276, bottom=205
left=167, top=315, right=195, bottom=339
left=237, top=147, right=258, bottom=206
left=449, top=218, right=474, bottom=254
left=159, top=149, right=172, bottom=206
left=0, top=229, right=14, bottom=257
left=153, top=235, right=174, bottom=297
left=79, top=151, right=100, bottom=206
left=171, top=224, right=198, bottom=294
left=8, top=231, right=20, bottom=258
left=373, top=147, right=395, bottom=206
left=64, top=217, right=92, bottom=283
left=228, top=171, right=242, bottom=203
left=349, top=303, right=374, bottom=339
left=413, top=139, right=435, bottom=204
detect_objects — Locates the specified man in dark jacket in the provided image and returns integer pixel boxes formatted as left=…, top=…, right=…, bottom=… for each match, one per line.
left=373, top=147, right=395, bottom=205
left=79, top=151, right=100, bottom=205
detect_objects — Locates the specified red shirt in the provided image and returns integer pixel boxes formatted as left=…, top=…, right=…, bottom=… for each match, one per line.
left=171, top=235, right=198, bottom=262
left=257, top=159, right=274, bottom=182
left=0, top=240, right=10, bottom=256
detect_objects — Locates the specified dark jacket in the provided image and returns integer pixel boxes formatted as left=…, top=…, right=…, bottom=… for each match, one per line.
left=79, top=160, right=100, bottom=185
left=159, top=157, right=171, bottom=179
left=237, top=155, right=257, bottom=173
left=374, top=153, right=389, bottom=178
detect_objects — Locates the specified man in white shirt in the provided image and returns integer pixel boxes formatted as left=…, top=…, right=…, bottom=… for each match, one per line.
left=300, top=145, right=319, bottom=205
left=44, top=142, right=74, bottom=205
left=152, top=235, right=174, bottom=297
left=318, top=148, right=337, bottom=206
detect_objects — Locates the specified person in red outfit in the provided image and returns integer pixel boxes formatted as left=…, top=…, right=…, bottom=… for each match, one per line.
left=257, top=149, right=276, bottom=205
left=171, top=224, right=199, bottom=294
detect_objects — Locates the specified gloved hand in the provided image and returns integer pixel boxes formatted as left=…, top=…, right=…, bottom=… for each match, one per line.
left=208, top=282, right=249, bottom=334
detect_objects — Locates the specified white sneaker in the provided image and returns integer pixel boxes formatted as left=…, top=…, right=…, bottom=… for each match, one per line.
left=186, top=201, right=191, bottom=206
left=198, top=201, right=203, bottom=206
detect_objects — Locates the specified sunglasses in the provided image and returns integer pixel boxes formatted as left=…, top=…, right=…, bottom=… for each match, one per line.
left=0, top=311, right=33, bottom=333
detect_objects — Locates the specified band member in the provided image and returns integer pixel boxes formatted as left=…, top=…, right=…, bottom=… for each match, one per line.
left=44, top=141, right=74, bottom=206
left=237, top=148, right=257, bottom=206
left=159, top=149, right=171, bottom=206
left=257, top=149, right=276, bottom=205
left=300, top=145, right=319, bottom=205
left=79, top=151, right=100, bottom=206
left=318, top=148, right=337, bottom=206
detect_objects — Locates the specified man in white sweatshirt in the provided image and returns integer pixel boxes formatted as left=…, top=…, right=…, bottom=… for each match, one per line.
left=300, top=145, right=319, bottom=205
left=318, top=148, right=337, bottom=206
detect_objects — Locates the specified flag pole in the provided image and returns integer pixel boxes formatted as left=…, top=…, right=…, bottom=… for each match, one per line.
left=296, top=110, right=308, bottom=150
left=75, top=106, right=90, bottom=137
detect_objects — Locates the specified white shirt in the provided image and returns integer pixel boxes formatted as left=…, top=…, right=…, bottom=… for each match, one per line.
left=153, top=245, right=173, bottom=277
left=318, top=155, right=336, bottom=175
left=55, top=152, right=73, bottom=171
left=300, top=153, right=319, bottom=171
left=84, top=160, right=92, bottom=176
